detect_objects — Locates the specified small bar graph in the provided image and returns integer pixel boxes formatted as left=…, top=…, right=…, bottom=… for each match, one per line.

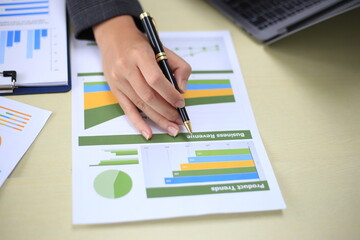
left=0, top=1, right=49, bottom=17
left=90, top=149, right=139, bottom=167
left=142, top=141, right=269, bottom=198
left=166, top=147, right=258, bottom=184
left=0, top=28, right=49, bottom=64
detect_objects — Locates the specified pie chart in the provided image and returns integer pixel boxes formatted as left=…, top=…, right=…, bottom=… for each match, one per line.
left=93, top=170, right=132, bottom=199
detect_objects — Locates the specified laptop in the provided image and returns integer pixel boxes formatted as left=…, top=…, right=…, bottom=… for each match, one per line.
left=205, top=0, right=360, bottom=44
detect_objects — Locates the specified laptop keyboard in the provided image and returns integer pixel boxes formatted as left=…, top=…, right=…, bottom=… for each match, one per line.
left=221, top=0, right=327, bottom=30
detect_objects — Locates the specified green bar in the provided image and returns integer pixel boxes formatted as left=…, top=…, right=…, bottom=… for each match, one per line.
left=78, top=72, right=104, bottom=77
left=78, top=70, right=233, bottom=77
left=185, top=95, right=235, bottom=106
left=86, top=42, right=97, bottom=46
left=84, top=81, right=107, bottom=85
left=79, top=130, right=252, bottom=146
left=173, top=167, right=257, bottom=177
left=105, top=149, right=138, bottom=155
left=99, top=159, right=139, bottom=165
left=84, top=104, right=125, bottom=129
left=187, top=79, right=231, bottom=84
left=146, top=181, right=269, bottom=198
left=191, top=70, right=233, bottom=74
left=196, top=148, right=251, bottom=156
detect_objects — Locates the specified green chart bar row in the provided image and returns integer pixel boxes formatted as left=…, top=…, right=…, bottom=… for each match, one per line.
left=196, top=148, right=251, bottom=156
left=185, top=95, right=235, bottom=106
left=90, top=159, right=139, bottom=167
left=147, top=181, right=269, bottom=198
left=191, top=70, right=234, bottom=74
left=77, top=70, right=234, bottom=77
left=187, top=79, right=231, bottom=84
left=173, top=166, right=257, bottom=177
left=105, top=149, right=138, bottom=156
left=79, top=130, right=252, bottom=146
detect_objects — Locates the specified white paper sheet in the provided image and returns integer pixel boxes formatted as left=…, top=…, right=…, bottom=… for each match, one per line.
left=0, top=0, right=68, bottom=86
left=71, top=31, right=286, bottom=224
left=0, top=97, right=51, bottom=187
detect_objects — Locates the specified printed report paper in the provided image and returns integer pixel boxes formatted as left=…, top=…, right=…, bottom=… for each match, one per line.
left=0, top=97, right=51, bottom=187
left=0, top=0, right=68, bottom=86
left=71, top=31, right=286, bottom=224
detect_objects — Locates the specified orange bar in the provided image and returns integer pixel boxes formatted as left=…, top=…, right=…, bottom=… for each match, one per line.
left=0, top=106, right=32, bottom=117
left=180, top=160, right=255, bottom=170
left=183, top=89, right=233, bottom=99
left=84, top=91, right=118, bottom=110
left=0, top=122, right=23, bottom=131
left=0, top=118, right=25, bottom=127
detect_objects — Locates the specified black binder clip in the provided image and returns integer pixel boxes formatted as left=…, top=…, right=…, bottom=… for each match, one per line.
left=0, top=71, right=17, bottom=94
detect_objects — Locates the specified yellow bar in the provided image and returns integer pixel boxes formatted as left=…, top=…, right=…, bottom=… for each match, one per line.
left=183, top=89, right=233, bottom=99
left=180, top=160, right=255, bottom=170
left=84, top=91, right=118, bottom=110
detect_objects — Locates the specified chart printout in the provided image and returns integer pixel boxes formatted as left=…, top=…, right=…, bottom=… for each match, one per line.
left=0, top=96, right=51, bottom=187
left=71, top=31, right=286, bottom=224
left=0, top=0, right=68, bottom=86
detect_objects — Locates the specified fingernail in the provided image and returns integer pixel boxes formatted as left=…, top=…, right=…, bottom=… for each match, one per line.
left=142, top=131, right=151, bottom=140
left=175, top=100, right=185, bottom=108
left=181, top=80, right=187, bottom=93
left=167, top=126, right=179, bottom=137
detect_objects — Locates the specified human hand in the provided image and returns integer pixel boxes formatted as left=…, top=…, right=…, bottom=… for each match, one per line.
left=93, top=15, right=191, bottom=139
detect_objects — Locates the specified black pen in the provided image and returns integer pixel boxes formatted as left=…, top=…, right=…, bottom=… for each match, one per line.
left=140, top=12, right=193, bottom=134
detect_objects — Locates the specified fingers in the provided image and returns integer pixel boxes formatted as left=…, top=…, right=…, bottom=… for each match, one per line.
left=109, top=83, right=181, bottom=139
left=164, top=47, right=192, bottom=93
left=107, top=56, right=183, bottom=125
left=136, top=48, right=186, bottom=108
left=92, top=15, right=192, bottom=138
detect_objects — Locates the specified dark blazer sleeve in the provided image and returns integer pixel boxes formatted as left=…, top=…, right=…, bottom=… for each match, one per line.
left=67, top=0, right=143, bottom=40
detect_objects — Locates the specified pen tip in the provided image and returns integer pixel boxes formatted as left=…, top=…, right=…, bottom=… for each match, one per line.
left=184, top=121, right=193, bottom=135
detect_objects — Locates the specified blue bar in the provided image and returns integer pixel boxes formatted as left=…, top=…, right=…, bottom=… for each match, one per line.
left=0, top=1, right=49, bottom=6
left=14, top=30, right=21, bottom=42
left=0, top=31, right=6, bottom=64
left=0, top=12, right=49, bottom=17
left=84, top=84, right=111, bottom=93
left=34, top=29, right=40, bottom=50
left=27, top=30, right=34, bottom=59
left=165, top=172, right=259, bottom=184
left=188, top=154, right=253, bottom=163
left=5, top=6, right=48, bottom=11
left=41, top=29, right=47, bottom=37
left=6, top=31, right=13, bottom=47
left=186, top=84, right=231, bottom=90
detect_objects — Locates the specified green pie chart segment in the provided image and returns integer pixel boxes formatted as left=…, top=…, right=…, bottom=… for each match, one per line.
left=94, top=170, right=132, bottom=198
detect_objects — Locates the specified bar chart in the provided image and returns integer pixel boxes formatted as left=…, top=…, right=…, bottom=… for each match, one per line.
left=90, top=149, right=139, bottom=167
left=141, top=141, right=269, bottom=198
left=0, top=28, right=49, bottom=64
left=0, top=1, right=49, bottom=17
left=81, top=78, right=235, bottom=129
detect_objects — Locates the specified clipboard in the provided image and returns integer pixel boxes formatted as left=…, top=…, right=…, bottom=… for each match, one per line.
left=0, top=51, right=71, bottom=95
left=0, top=0, right=71, bottom=96
left=0, top=71, right=71, bottom=95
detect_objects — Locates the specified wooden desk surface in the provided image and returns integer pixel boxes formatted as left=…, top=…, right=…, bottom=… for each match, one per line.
left=1, top=0, right=359, bottom=239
